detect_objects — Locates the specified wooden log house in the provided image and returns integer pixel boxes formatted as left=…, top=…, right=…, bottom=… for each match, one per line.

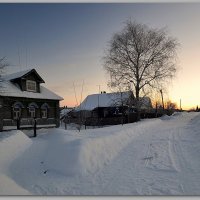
left=0, top=68, right=63, bottom=131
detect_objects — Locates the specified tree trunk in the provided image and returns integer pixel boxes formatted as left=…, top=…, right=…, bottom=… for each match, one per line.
left=136, top=86, right=141, bottom=121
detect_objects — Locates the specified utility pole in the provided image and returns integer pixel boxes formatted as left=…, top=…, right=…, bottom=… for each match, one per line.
left=97, top=85, right=101, bottom=126
left=155, top=101, right=158, bottom=118
left=73, top=82, right=78, bottom=107
left=120, top=91, right=124, bottom=126
left=160, top=89, right=164, bottom=111
left=98, top=85, right=100, bottom=106
left=79, top=80, right=84, bottom=130
left=180, top=99, right=182, bottom=111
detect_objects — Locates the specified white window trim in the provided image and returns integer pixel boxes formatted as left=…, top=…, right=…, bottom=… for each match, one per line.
left=29, top=107, right=35, bottom=118
left=13, top=107, right=21, bottom=119
left=41, top=109, right=47, bottom=118
left=26, top=80, right=37, bottom=92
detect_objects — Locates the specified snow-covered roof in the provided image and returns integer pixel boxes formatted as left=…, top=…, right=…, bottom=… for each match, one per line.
left=60, top=108, right=74, bottom=117
left=4, top=68, right=45, bottom=83
left=4, top=69, right=32, bottom=81
left=75, top=91, right=133, bottom=111
left=138, top=97, right=152, bottom=109
left=0, top=69, right=63, bottom=101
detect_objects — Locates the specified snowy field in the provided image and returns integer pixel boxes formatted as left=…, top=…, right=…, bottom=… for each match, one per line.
left=1, top=112, right=200, bottom=195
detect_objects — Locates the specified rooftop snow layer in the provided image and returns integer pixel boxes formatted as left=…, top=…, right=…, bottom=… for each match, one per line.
left=0, top=69, right=63, bottom=101
left=75, top=91, right=152, bottom=111
left=76, top=91, right=132, bottom=111
left=3, top=69, right=34, bottom=81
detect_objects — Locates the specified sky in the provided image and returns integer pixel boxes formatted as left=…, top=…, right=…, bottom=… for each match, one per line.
left=1, top=2, right=200, bottom=109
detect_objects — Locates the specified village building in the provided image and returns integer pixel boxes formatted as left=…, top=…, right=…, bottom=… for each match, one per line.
left=75, top=91, right=135, bottom=117
left=60, top=107, right=74, bottom=120
left=66, top=91, right=153, bottom=126
left=0, top=68, right=63, bottom=131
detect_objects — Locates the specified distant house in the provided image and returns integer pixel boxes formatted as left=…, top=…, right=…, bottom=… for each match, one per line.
left=138, top=96, right=153, bottom=110
left=74, top=91, right=135, bottom=118
left=75, top=91, right=152, bottom=113
left=0, top=68, right=63, bottom=131
left=67, top=91, right=152, bottom=126
left=60, top=107, right=74, bottom=120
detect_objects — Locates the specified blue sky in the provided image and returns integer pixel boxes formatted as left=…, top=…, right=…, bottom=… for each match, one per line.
left=1, top=3, right=200, bottom=108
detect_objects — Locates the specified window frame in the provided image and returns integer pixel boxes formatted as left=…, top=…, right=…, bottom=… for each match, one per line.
left=26, top=80, right=37, bottom=92
left=41, top=108, right=47, bottom=118
left=29, top=107, right=36, bottom=118
left=13, top=107, right=21, bottom=119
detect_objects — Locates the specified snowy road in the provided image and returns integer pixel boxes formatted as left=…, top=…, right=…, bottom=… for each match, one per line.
left=2, top=112, right=200, bottom=195
left=63, top=112, right=200, bottom=195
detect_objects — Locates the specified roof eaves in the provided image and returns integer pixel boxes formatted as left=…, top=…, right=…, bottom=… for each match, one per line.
left=10, top=68, right=45, bottom=83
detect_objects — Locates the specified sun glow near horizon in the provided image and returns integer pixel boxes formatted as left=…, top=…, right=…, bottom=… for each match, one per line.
left=1, top=3, right=200, bottom=111
left=60, top=93, right=198, bottom=111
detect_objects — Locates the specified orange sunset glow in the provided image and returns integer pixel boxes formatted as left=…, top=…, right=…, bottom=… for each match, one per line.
left=1, top=3, right=200, bottom=111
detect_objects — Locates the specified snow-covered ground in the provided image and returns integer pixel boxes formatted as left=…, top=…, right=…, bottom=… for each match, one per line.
left=1, top=112, right=200, bottom=195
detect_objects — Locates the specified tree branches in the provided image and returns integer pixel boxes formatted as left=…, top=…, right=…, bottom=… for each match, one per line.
left=0, top=57, right=8, bottom=76
left=103, top=20, right=179, bottom=120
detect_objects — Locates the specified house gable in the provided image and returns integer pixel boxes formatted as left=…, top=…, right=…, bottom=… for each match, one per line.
left=10, top=69, right=45, bottom=93
left=1, top=69, right=63, bottom=100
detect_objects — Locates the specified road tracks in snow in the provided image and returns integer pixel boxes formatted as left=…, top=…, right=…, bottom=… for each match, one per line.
left=8, top=112, right=200, bottom=195
left=140, top=124, right=189, bottom=195
left=93, top=118, right=188, bottom=195
left=143, top=131, right=179, bottom=173
left=167, top=125, right=200, bottom=195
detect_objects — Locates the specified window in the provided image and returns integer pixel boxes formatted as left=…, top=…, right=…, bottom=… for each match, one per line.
left=13, top=102, right=24, bottom=119
left=26, top=80, right=36, bottom=92
left=29, top=107, right=35, bottom=118
left=13, top=107, right=21, bottom=119
left=41, top=108, right=47, bottom=118
left=41, top=103, right=49, bottom=119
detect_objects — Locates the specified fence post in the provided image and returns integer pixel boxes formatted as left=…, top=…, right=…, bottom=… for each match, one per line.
left=17, top=118, right=20, bottom=130
left=64, top=116, right=67, bottom=130
left=65, top=121, right=67, bottom=130
left=34, top=118, right=37, bottom=137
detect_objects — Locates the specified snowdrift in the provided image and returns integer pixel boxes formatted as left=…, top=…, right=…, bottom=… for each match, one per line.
left=1, top=112, right=200, bottom=195
left=0, top=130, right=32, bottom=171
left=43, top=119, right=162, bottom=176
left=0, top=130, right=32, bottom=195
left=79, top=119, right=162, bottom=174
left=44, top=112, right=196, bottom=177
left=0, top=173, right=30, bottom=195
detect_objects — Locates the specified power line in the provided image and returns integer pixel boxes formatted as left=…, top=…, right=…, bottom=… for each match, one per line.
left=17, top=46, right=21, bottom=71
left=80, top=80, right=84, bottom=106
left=97, top=85, right=101, bottom=107
left=73, top=82, right=78, bottom=107
left=26, top=47, right=27, bottom=68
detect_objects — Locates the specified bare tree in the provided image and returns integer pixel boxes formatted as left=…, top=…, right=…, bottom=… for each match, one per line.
left=103, top=20, right=179, bottom=121
left=0, top=57, right=8, bottom=91
left=165, top=100, right=178, bottom=110
left=0, top=57, right=8, bottom=130
left=0, top=57, right=7, bottom=74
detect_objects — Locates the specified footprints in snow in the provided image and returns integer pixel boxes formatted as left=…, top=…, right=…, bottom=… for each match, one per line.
left=143, top=141, right=178, bottom=172
left=40, top=161, right=49, bottom=174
